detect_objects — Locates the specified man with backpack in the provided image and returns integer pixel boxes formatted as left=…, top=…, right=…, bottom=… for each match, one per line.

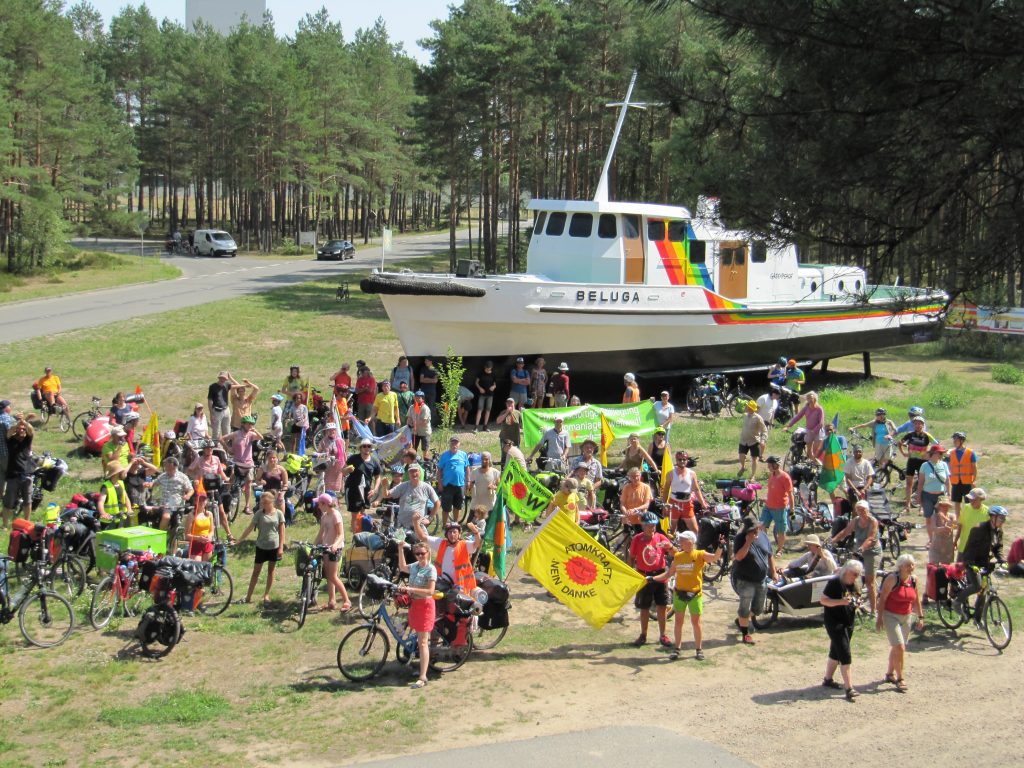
left=732, top=513, right=779, bottom=645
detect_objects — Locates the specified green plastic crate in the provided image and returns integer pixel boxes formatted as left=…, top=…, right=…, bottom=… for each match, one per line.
left=95, top=526, right=167, bottom=572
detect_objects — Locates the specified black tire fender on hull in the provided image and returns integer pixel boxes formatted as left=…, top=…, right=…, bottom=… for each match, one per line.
left=360, top=273, right=486, bottom=298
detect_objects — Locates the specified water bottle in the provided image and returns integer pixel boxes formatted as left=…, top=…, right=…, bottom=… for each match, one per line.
left=10, top=582, right=29, bottom=607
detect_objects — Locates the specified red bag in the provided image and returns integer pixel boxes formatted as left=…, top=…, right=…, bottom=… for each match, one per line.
left=926, top=562, right=942, bottom=601
left=945, top=562, right=966, bottom=581
left=7, top=529, right=30, bottom=563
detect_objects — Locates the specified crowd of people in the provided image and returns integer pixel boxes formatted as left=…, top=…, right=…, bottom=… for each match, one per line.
left=3, top=355, right=1022, bottom=699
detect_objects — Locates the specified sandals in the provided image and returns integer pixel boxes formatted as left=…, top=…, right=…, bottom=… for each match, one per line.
left=659, top=635, right=672, bottom=648
left=884, top=673, right=898, bottom=685
left=742, top=634, right=756, bottom=645
left=669, top=650, right=680, bottom=661
left=339, top=602, right=353, bottom=613
left=695, top=649, right=705, bottom=661
left=845, top=687, right=860, bottom=701
left=632, top=634, right=647, bottom=647
left=895, top=679, right=908, bottom=693
left=822, top=678, right=843, bottom=690
left=411, top=679, right=427, bottom=689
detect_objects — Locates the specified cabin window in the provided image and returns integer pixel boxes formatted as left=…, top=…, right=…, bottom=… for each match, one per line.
left=811, top=281, right=818, bottom=293
left=598, top=214, right=617, bottom=238
left=568, top=213, right=593, bottom=238
left=534, top=212, right=547, bottom=234
left=623, top=214, right=640, bottom=239
left=838, top=280, right=845, bottom=291
left=855, top=279, right=862, bottom=290
left=721, top=251, right=732, bottom=267
left=734, top=250, right=745, bottom=266
left=647, top=220, right=665, bottom=241
left=751, top=241, right=767, bottom=263
left=668, top=221, right=687, bottom=243
left=690, top=240, right=706, bottom=264
left=546, top=212, right=566, bottom=236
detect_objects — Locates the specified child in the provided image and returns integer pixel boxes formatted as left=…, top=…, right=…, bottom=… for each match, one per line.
left=313, top=493, right=351, bottom=612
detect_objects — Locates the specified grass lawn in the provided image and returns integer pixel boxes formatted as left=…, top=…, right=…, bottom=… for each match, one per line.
left=0, top=263, right=1022, bottom=767
left=0, top=252, right=181, bottom=305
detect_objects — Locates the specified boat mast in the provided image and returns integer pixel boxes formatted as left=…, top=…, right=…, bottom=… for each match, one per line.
left=594, top=70, right=640, bottom=204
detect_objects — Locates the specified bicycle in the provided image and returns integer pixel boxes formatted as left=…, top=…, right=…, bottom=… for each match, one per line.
left=197, top=542, right=234, bottom=617
left=32, top=392, right=72, bottom=432
left=0, top=555, right=75, bottom=647
left=781, top=429, right=807, bottom=473
left=336, top=574, right=475, bottom=682
left=935, top=565, right=1012, bottom=650
left=721, top=376, right=753, bottom=417
left=293, top=541, right=331, bottom=629
left=786, top=463, right=832, bottom=534
left=89, top=544, right=154, bottom=629
left=71, top=396, right=104, bottom=440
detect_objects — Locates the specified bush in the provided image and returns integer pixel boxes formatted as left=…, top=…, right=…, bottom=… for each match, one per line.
left=277, top=242, right=306, bottom=255
left=922, top=371, right=973, bottom=410
left=991, top=363, right=1024, bottom=385
left=941, top=330, right=1024, bottom=362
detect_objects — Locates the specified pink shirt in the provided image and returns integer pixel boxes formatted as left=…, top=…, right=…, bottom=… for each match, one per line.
left=765, top=471, right=794, bottom=509
left=229, top=430, right=259, bottom=467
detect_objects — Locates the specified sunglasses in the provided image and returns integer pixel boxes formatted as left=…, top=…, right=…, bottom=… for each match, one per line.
left=413, top=550, right=429, bottom=557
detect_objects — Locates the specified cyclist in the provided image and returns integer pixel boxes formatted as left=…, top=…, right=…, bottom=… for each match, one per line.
left=386, top=463, right=440, bottom=533
left=894, top=405, right=925, bottom=436
left=220, top=415, right=262, bottom=515
left=947, top=431, right=978, bottom=515
left=396, top=540, right=436, bottom=689
left=628, top=511, right=674, bottom=649
left=898, top=415, right=935, bottom=513
left=849, top=408, right=897, bottom=472
left=784, top=391, right=825, bottom=463
left=187, top=439, right=235, bottom=543
left=784, top=359, right=805, bottom=392
left=955, top=505, right=1007, bottom=624
left=412, top=517, right=479, bottom=595
left=146, top=456, right=194, bottom=532
left=768, top=357, right=787, bottom=387
left=622, top=372, right=640, bottom=403
left=829, top=499, right=882, bottom=614
left=32, top=367, right=69, bottom=414
left=656, top=528, right=723, bottom=661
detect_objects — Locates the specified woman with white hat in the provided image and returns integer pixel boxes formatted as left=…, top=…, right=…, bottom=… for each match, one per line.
left=783, top=534, right=837, bottom=578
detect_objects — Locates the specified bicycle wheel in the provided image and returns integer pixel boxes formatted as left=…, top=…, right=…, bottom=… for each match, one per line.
left=472, top=602, right=510, bottom=651
left=885, top=528, right=901, bottom=560
left=199, top=566, right=233, bottom=616
left=875, top=464, right=892, bottom=489
left=702, top=555, right=726, bottom=583
left=19, top=590, right=75, bottom=647
left=71, top=412, right=93, bottom=440
left=296, top=572, right=313, bottom=629
left=137, top=604, right=181, bottom=658
left=58, top=409, right=72, bottom=432
left=936, top=598, right=966, bottom=629
left=337, top=625, right=390, bottom=682
left=685, top=386, right=699, bottom=413
left=984, top=595, right=1013, bottom=650
left=50, top=555, right=87, bottom=600
left=89, top=576, right=120, bottom=629
left=751, top=594, right=779, bottom=630
left=358, top=579, right=386, bottom=621
left=429, top=627, right=474, bottom=673
left=817, top=502, right=834, bottom=528
left=226, top=486, right=241, bottom=523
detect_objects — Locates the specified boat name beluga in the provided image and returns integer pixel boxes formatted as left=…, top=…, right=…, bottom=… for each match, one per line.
left=575, top=290, right=641, bottom=303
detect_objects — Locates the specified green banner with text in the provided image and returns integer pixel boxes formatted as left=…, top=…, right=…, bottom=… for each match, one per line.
left=521, top=401, right=659, bottom=451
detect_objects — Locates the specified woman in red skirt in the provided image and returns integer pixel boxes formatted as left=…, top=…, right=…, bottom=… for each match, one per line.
left=397, top=541, right=437, bottom=689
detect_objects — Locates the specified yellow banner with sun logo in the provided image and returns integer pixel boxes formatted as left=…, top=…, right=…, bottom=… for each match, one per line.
left=517, top=509, right=646, bottom=629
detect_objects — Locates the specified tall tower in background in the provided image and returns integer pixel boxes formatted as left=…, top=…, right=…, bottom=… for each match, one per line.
left=186, top=0, right=268, bottom=34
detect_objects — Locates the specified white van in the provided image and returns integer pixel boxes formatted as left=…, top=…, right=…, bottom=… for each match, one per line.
left=193, top=229, right=238, bottom=257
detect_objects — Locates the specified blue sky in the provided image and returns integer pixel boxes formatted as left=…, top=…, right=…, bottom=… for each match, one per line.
left=86, top=0, right=455, bottom=62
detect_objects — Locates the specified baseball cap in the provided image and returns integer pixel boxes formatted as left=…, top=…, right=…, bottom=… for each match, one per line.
left=414, top=390, right=425, bottom=397
left=515, top=357, right=524, bottom=363
left=0, top=399, right=10, bottom=409
left=315, top=493, right=334, bottom=506
left=679, top=530, right=697, bottom=543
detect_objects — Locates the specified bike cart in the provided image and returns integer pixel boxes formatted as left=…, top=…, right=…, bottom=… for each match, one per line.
left=752, top=573, right=837, bottom=629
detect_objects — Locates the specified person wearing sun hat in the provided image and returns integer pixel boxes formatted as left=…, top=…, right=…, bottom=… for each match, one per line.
left=570, top=437, right=603, bottom=483
left=784, top=534, right=837, bottom=579
left=916, top=442, right=951, bottom=545
left=549, top=362, right=570, bottom=407
left=737, top=399, right=768, bottom=479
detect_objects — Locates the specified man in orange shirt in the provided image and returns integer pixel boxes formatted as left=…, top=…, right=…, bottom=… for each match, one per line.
left=331, top=363, right=352, bottom=396
left=622, top=372, right=640, bottom=403
left=33, top=366, right=69, bottom=412
left=760, top=456, right=796, bottom=553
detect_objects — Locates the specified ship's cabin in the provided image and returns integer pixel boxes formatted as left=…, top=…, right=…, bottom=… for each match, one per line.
left=525, top=199, right=866, bottom=303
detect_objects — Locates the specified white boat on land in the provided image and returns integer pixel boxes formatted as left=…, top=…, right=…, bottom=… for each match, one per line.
left=362, top=75, right=946, bottom=385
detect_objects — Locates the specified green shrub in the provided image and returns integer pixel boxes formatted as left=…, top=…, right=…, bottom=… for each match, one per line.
left=277, top=242, right=306, bottom=255
left=922, top=371, right=973, bottom=410
left=991, top=363, right=1024, bottom=385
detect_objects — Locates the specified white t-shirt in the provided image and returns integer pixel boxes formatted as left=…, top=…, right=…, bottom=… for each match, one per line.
left=756, top=393, right=778, bottom=424
left=655, top=401, right=675, bottom=427
left=426, top=535, right=479, bottom=582
left=270, top=405, right=283, bottom=437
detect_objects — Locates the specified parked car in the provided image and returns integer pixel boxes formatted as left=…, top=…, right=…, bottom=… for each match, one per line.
left=316, top=240, right=356, bottom=260
left=193, top=229, right=238, bottom=257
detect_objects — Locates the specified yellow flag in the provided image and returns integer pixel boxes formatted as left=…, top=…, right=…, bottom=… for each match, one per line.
left=599, top=413, right=615, bottom=467
left=660, top=437, right=673, bottom=495
left=141, top=413, right=160, bottom=466
left=517, top=509, right=646, bottom=629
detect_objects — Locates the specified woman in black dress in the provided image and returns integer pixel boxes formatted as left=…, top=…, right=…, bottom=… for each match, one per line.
left=819, top=559, right=865, bottom=700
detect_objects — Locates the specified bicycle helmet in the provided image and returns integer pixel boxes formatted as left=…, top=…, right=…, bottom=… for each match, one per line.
left=777, top=357, right=787, bottom=366
left=989, top=505, right=1008, bottom=518
left=641, top=512, right=659, bottom=525
left=911, top=415, right=925, bottom=423
left=624, top=372, right=636, bottom=383
left=951, top=431, right=966, bottom=441
left=908, top=406, right=924, bottom=417
left=241, top=415, right=257, bottom=425
left=444, top=520, right=462, bottom=532
left=875, top=408, right=887, bottom=416
left=202, top=439, right=216, bottom=449
left=271, top=393, right=284, bottom=402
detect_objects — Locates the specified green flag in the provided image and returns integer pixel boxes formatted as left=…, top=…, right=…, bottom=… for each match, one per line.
left=817, top=431, right=846, bottom=494
left=499, top=460, right=552, bottom=523
left=482, top=489, right=509, bottom=579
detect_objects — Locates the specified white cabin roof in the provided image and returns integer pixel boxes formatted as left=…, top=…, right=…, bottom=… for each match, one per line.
left=528, top=198, right=692, bottom=219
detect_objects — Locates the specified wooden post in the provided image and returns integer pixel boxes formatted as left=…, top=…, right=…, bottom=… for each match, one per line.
left=863, top=351, right=872, bottom=378
left=820, top=359, right=830, bottom=373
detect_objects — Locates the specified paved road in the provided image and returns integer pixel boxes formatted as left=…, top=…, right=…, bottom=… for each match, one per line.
left=344, top=726, right=755, bottom=768
left=1, top=231, right=456, bottom=343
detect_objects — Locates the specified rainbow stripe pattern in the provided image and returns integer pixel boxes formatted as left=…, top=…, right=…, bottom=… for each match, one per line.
left=703, top=290, right=945, bottom=325
left=651, top=222, right=713, bottom=288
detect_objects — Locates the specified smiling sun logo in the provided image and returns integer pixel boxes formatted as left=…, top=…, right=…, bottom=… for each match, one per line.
left=564, top=555, right=598, bottom=586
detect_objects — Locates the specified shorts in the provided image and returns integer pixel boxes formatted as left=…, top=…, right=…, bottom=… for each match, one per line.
left=324, top=548, right=341, bottom=562
left=346, top=489, right=367, bottom=513
left=733, top=578, right=767, bottom=619
left=476, top=394, right=494, bottom=413
left=510, top=391, right=528, bottom=407
left=920, top=490, right=941, bottom=519
left=441, top=485, right=464, bottom=513
left=634, top=575, right=669, bottom=609
left=189, top=540, right=214, bottom=559
left=672, top=591, right=704, bottom=616
left=409, top=596, right=436, bottom=633
left=825, top=619, right=853, bottom=665
left=874, top=442, right=892, bottom=464
left=413, top=434, right=430, bottom=454
left=859, top=548, right=880, bottom=577
left=553, top=393, right=568, bottom=407
left=883, top=610, right=913, bottom=646
left=760, top=506, right=789, bottom=534
left=906, top=457, right=925, bottom=477
left=668, top=494, right=694, bottom=520
left=254, top=546, right=281, bottom=564
left=950, top=483, right=973, bottom=503
left=738, top=443, right=761, bottom=458
left=3, top=476, right=31, bottom=509
left=233, top=465, right=253, bottom=481
left=356, top=402, right=374, bottom=421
